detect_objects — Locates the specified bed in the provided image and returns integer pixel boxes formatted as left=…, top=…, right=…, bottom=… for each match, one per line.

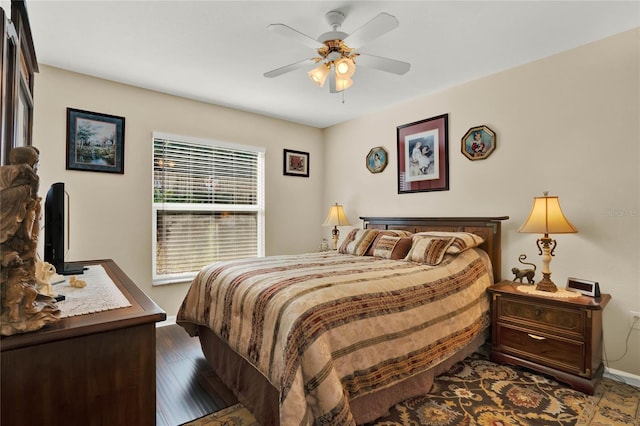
left=177, top=216, right=507, bottom=425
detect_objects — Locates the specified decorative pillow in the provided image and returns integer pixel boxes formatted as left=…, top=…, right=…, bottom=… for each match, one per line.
left=338, top=229, right=359, bottom=254
left=380, top=229, right=413, bottom=238
left=404, top=236, right=455, bottom=266
left=365, top=229, right=413, bottom=256
left=372, top=236, right=413, bottom=260
left=413, top=231, right=484, bottom=254
left=339, top=229, right=379, bottom=256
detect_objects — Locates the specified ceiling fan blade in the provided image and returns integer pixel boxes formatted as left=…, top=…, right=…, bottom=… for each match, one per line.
left=343, top=13, right=399, bottom=49
left=267, top=23, right=324, bottom=49
left=264, top=59, right=315, bottom=78
left=356, top=53, right=411, bottom=75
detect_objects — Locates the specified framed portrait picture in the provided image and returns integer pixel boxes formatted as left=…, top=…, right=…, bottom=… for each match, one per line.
left=397, top=114, right=449, bottom=193
left=366, top=146, right=388, bottom=173
left=461, top=125, right=496, bottom=160
left=283, top=149, right=309, bottom=177
left=66, top=108, right=125, bottom=173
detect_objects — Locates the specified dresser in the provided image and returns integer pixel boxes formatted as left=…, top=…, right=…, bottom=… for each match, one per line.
left=487, top=281, right=610, bottom=395
left=1, top=259, right=166, bottom=426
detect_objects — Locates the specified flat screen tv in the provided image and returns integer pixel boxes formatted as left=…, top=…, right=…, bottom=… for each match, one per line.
left=44, top=182, right=84, bottom=275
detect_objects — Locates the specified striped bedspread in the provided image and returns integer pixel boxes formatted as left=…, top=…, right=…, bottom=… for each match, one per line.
left=177, top=249, right=493, bottom=425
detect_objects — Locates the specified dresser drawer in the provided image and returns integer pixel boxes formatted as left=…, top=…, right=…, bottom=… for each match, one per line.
left=496, top=324, right=586, bottom=376
left=496, top=297, right=585, bottom=339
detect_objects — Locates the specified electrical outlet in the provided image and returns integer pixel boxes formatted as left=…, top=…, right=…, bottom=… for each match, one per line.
left=631, top=311, right=640, bottom=330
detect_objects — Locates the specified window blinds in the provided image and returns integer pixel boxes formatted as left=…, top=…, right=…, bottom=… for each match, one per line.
left=152, top=134, right=265, bottom=285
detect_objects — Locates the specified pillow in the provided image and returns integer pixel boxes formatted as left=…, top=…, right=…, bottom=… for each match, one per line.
left=365, top=230, right=413, bottom=256
left=413, top=231, right=484, bottom=254
left=372, top=236, right=413, bottom=260
left=404, top=235, right=455, bottom=266
left=338, top=229, right=379, bottom=256
left=380, top=229, right=413, bottom=238
left=338, top=229, right=359, bottom=253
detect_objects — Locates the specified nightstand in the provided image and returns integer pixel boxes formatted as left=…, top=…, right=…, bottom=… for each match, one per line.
left=487, top=281, right=610, bottom=395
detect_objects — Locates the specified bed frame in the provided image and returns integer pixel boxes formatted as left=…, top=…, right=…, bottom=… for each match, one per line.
left=361, top=216, right=508, bottom=282
left=197, top=216, right=508, bottom=424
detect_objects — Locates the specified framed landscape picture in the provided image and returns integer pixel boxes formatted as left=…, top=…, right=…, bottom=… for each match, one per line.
left=397, top=114, right=449, bottom=193
left=283, top=149, right=309, bottom=177
left=66, top=108, right=125, bottom=174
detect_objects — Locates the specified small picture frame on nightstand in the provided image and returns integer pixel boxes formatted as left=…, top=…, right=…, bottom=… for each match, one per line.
left=567, top=277, right=600, bottom=297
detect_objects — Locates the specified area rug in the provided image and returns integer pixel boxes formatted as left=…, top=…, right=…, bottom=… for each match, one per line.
left=184, top=403, right=258, bottom=426
left=183, top=351, right=640, bottom=426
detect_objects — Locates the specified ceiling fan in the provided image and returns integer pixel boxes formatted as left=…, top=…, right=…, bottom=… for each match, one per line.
left=264, top=10, right=411, bottom=93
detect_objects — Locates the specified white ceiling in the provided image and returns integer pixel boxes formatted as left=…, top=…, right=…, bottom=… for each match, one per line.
left=26, top=1, right=639, bottom=129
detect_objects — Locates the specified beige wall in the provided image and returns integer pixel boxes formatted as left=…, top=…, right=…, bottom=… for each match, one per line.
left=33, top=66, right=325, bottom=317
left=33, top=28, right=639, bottom=377
left=323, top=28, right=640, bottom=376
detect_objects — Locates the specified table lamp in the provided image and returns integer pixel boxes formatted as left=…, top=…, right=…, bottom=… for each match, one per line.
left=322, top=203, right=351, bottom=250
left=517, top=192, right=578, bottom=292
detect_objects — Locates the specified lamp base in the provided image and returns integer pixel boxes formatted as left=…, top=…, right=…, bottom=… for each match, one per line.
left=331, top=226, right=340, bottom=251
left=535, top=273, right=558, bottom=292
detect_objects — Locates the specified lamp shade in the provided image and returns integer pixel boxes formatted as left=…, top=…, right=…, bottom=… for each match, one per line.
left=334, top=57, right=356, bottom=78
left=334, top=75, right=353, bottom=92
left=518, top=193, right=577, bottom=235
left=308, top=63, right=330, bottom=87
left=322, top=203, right=351, bottom=227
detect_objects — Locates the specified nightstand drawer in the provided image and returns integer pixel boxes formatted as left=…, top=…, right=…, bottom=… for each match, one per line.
left=496, top=324, right=586, bottom=375
left=496, top=297, right=585, bottom=339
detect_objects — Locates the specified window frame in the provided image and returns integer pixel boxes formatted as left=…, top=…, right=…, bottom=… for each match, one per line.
left=151, top=132, right=265, bottom=286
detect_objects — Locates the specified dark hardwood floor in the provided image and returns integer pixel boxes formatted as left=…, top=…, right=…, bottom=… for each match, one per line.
left=156, top=324, right=238, bottom=426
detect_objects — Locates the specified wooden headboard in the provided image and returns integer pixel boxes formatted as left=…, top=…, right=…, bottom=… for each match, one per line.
left=361, top=216, right=509, bottom=282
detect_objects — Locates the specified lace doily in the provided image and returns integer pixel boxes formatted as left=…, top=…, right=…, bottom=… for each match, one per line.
left=516, top=284, right=582, bottom=299
left=55, top=264, right=131, bottom=318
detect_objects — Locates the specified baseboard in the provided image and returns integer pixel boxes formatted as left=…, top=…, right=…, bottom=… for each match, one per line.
left=157, top=315, right=177, bottom=327
left=605, top=367, right=640, bottom=388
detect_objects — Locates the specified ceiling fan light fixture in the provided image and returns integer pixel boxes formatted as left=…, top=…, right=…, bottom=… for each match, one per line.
left=308, top=63, right=330, bottom=87
left=265, top=10, right=409, bottom=94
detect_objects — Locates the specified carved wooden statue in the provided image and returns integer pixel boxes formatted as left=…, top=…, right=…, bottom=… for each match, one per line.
left=1, top=146, right=60, bottom=336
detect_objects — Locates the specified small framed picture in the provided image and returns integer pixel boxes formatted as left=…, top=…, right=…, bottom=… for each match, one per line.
left=66, top=108, right=125, bottom=174
left=397, top=114, right=449, bottom=193
left=461, top=125, right=496, bottom=161
left=366, top=146, right=388, bottom=173
left=283, top=149, right=309, bottom=177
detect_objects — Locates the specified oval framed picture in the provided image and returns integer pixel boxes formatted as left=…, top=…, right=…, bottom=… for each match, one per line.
left=461, top=125, right=496, bottom=161
left=366, top=146, right=388, bottom=173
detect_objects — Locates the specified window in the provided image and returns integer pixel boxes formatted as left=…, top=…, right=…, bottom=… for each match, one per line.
left=152, top=133, right=265, bottom=285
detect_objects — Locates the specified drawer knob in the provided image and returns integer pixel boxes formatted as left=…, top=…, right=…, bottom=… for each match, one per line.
left=528, top=333, right=546, bottom=341
left=534, top=308, right=541, bottom=316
